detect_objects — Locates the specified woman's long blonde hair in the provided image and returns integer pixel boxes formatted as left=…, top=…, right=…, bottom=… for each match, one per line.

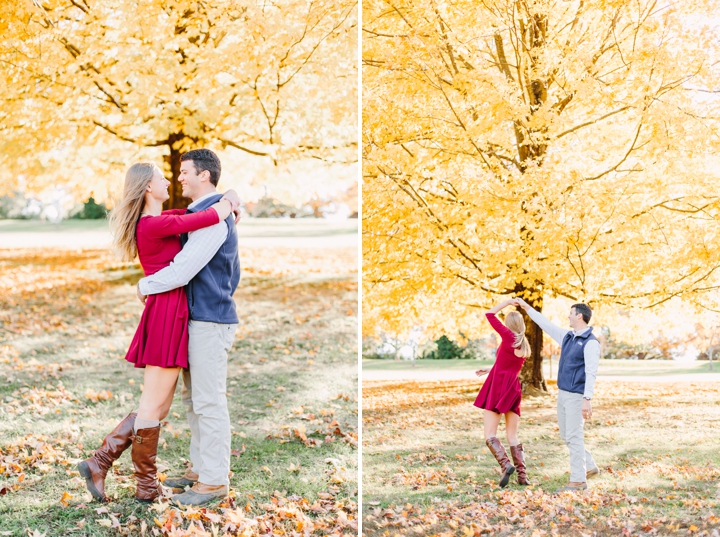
left=504, top=311, right=531, bottom=358
left=108, top=163, right=157, bottom=261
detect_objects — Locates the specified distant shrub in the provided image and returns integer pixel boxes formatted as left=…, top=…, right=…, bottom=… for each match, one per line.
left=425, top=335, right=471, bottom=359
left=246, top=196, right=312, bottom=218
left=0, top=192, right=30, bottom=219
left=362, top=353, right=390, bottom=360
left=71, top=197, right=108, bottom=219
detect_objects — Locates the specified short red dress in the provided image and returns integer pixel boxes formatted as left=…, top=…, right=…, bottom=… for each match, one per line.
left=473, top=313, right=525, bottom=416
left=125, top=208, right=220, bottom=369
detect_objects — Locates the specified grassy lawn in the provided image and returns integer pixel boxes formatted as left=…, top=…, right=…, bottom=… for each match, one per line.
left=0, top=218, right=357, bottom=237
left=363, top=359, right=495, bottom=371
left=0, top=245, right=358, bottom=536
left=362, top=379, right=720, bottom=536
left=363, top=358, right=720, bottom=379
left=0, top=218, right=358, bottom=252
left=0, top=219, right=111, bottom=232
left=232, top=218, right=358, bottom=239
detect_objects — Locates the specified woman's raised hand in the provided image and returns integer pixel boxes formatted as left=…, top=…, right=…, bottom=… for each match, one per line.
left=221, top=189, right=240, bottom=210
left=221, top=189, right=242, bottom=223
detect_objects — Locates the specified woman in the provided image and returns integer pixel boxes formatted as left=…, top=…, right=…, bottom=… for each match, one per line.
left=474, top=298, right=531, bottom=487
left=77, top=162, right=239, bottom=503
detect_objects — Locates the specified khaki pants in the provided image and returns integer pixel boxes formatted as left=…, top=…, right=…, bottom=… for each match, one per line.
left=557, top=389, right=598, bottom=483
left=182, top=320, right=237, bottom=487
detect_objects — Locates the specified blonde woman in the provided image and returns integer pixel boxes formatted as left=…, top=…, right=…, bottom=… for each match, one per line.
left=78, top=162, right=238, bottom=503
left=474, top=298, right=531, bottom=487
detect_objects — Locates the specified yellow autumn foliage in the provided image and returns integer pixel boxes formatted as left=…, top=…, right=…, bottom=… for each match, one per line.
left=363, top=0, right=720, bottom=388
left=0, top=0, right=357, bottom=206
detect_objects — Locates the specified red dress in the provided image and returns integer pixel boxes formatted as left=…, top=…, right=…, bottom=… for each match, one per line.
left=125, top=208, right=220, bottom=369
left=473, top=313, right=525, bottom=416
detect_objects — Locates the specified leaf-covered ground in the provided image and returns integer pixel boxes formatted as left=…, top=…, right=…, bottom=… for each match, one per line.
left=0, top=242, right=358, bottom=536
left=362, top=378, right=720, bottom=536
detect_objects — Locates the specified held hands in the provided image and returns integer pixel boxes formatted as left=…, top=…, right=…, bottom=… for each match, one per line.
left=511, top=297, right=529, bottom=310
left=499, top=298, right=522, bottom=309
left=490, top=298, right=523, bottom=314
left=582, top=398, right=592, bottom=420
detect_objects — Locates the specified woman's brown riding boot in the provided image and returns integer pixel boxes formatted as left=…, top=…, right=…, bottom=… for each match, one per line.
left=510, top=444, right=529, bottom=486
left=130, top=425, right=163, bottom=502
left=486, top=437, right=515, bottom=488
left=77, top=412, right=137, bottom=502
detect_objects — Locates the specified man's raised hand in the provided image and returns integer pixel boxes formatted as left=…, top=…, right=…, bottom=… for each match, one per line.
left=136, top=284, right=147, bottom=305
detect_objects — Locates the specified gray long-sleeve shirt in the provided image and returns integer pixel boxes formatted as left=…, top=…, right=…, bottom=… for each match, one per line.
left=525, top=308, right=600, bottom=399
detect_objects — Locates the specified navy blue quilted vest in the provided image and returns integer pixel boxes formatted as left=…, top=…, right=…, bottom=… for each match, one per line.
left=181, top=193, right=240, bottom=324
left=557, top=327, right=597, bottom=394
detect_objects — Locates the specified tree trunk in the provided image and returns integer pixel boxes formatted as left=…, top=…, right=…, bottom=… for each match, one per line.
left=516, top=290, right=548, bottom=396
left=497, top=17, right=549, bottom=397
left=163, top=135, right=190, bottom=210
left=710, top=332, right=716, bottom=372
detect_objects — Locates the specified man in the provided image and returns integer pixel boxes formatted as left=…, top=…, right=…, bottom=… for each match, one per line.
left=137, top=148, right=241, bottom=506
left=514, top=298, right=600, bottom=492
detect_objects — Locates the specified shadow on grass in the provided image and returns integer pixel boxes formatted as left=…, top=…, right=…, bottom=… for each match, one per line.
left=0, top=431, right=354, bottom=533
left=0, top=248, right=358, bottom=536
left=362, top=379, right=720, bottom=536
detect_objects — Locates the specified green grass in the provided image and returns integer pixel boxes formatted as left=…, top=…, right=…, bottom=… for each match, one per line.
left=0, top=249, right=358, bottom=536
left=363, top=358, right=720, bottom=378
left=233, top=218, right=358, bottom=239
left=362, top=379, right=720, bottom=535
left=0, top=219, right=109, bottom=232
left=362, top=358, right=494, bottom=371
left=0, top=217, right=357, bottom=237
left=0, top=218, right=358, bottom=253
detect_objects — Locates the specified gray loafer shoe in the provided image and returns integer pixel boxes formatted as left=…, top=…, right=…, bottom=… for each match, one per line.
left=586, top=467, right=600, bottom=479
left=555, top=483, right=588, bottom=493
left=164, top=475, right=198, bottom=491
left=173, top=484, right=228, bottom=506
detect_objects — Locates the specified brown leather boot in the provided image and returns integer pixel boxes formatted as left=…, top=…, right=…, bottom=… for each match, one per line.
left=77, top=412, right=137, bottom=502
left=130, top=426, right=162, bottom=502
left=510, top=444, right=529, bottom=486
left=486, top=437, right=515, bottom=488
